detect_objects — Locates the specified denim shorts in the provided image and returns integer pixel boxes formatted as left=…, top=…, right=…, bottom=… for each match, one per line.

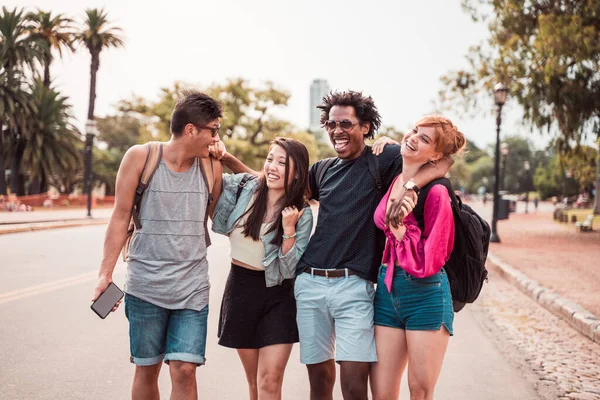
left=124, top=294, right=209, bottom=366
left=374, top=265, right=454, bottom=335
left=294, top=269, right=377, bottom=364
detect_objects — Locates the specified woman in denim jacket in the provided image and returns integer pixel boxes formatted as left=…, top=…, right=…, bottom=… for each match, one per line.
left=212, top=137, right=313, bottom=400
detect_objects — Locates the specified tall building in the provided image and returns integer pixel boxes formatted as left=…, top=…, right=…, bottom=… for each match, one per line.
left=309, top=79, right=330, bottom=133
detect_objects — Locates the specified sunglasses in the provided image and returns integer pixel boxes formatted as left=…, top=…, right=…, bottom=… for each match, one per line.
left=324, top=119, right=359, bottom=132
left=196, top=124, right=220, bottom=137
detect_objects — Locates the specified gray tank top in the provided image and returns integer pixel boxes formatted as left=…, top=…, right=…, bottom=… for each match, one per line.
left=125, top=158, right=210, bottom=311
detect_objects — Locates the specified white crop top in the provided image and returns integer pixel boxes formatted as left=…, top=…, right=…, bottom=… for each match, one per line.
left=229, top=222, right=272, bottom=270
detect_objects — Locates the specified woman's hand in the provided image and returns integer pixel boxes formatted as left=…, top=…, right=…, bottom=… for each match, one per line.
left=371, top=136, right=400, bottom=156
left=386, top=190, right=418, bottom=229
left=209, top=140, right=227, bottom=160
left=282, top=206, right=304, bottom=234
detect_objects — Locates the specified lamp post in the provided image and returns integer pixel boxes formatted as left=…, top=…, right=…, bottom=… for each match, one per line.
left=524, top=161, right=530, bottom=214
left=500, top=142, right=509, bottom=191
left=84, top=119, right=98, bottom=217
left=491, top=83, right=509, bottom=243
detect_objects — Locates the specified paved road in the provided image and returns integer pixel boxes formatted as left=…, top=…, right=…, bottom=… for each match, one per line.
left=0, top=225, right=540, bottom=399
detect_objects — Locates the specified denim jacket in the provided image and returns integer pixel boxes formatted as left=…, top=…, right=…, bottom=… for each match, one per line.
left=212, top=173, right=313, bottom=287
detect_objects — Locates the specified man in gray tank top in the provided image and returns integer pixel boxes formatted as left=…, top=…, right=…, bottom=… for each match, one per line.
left=92, top=91, right=224, bottom=399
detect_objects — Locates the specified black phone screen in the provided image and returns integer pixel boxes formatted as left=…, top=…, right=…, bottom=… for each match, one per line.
left=91, top=282, right=124, bottom=319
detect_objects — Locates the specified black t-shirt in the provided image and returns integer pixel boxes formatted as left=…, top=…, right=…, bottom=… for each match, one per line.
left=297, top=145, right=403, bottom=282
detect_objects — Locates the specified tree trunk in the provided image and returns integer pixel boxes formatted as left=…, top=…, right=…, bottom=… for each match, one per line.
left=10, top=136, right=26, bottom=196
left=28, top=175, right=41, bottom=195
left=593, top=140, right=600, bottom=215
left=43, top=53, right=51, bottom=88
left=87, top=52, right=99, bottom=121
left=0, top=121, right=6, bottom=195
left=40, top=172, right=48, bottom=194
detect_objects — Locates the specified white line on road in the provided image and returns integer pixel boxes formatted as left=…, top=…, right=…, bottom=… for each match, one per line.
left=0, top=270, right=122, bottom=305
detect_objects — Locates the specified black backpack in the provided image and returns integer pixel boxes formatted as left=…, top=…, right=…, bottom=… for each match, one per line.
left=413, top=178, right=490, bottom=312
left=315, top=146, right=384, bottom=196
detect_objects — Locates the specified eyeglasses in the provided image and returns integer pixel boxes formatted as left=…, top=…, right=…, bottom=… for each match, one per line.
left=324, top=119, right=359, bottom=132
left=196, top=124, right=220, bottom=137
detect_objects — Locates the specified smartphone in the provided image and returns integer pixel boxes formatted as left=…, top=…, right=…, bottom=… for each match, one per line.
left=91, top=282, right=124, bottom=319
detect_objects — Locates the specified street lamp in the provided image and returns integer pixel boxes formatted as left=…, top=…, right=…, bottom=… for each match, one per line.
left=500, top=142, right=509, bottom=191
left=524, top=161, right=530, bottom=214
left=84, top=119, right=98, bottom=217
left=491, top=82, right=509, bottom=243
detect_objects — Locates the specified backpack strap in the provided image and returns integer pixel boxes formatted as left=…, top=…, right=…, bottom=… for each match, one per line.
left=131, top=142, right=163, bottom=229
left=315, top=157, right=337, bottom=191
left=365, top=146, right=384, bottom=196
left=413, top=177, right=459, bottom=230
left=236, top=174, right=256, bottom=202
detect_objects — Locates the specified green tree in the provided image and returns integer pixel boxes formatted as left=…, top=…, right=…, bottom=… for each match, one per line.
left=0, top=7, right=41, bottom=195
left=26, top=10, right=74, bottom=88
left=0, top=70, right=31, bottom=195
left=439, top=0, right=600, bottom=210
left=77, top=8, right=123, bottom=121
left=21, top=80, right=82, bottom=194
left=466, top=155, right=494, bottom=194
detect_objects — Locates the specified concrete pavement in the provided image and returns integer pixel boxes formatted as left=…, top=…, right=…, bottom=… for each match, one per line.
left=0, top=225, right=541, bottom=399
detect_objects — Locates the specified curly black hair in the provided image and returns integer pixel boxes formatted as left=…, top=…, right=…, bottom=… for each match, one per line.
left=317, top=90, right=382, bottom=139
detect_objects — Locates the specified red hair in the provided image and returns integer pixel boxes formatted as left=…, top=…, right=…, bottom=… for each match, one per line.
left=413, top=115, right=466, bottom=157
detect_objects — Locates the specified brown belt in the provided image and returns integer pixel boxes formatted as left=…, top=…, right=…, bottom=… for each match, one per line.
left=303, top=267, right=357, bottom=278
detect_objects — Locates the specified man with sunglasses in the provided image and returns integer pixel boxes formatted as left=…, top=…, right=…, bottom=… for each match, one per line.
left=92, top=91, right=223, bottom=400
left=215, top=90, right=450, bottom=400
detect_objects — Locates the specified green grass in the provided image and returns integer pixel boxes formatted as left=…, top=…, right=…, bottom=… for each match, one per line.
left=566, top=209, right=600, bottom=225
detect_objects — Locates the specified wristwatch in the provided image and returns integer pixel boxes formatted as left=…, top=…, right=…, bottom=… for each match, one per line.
left=403, top=180, right=420, bottom=195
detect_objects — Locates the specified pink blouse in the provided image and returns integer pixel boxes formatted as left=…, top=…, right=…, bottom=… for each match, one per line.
left=374, top=176, right=455, bottom=292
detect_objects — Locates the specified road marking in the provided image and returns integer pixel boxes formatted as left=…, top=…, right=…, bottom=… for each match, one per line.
left=0, top=269, right=123, bottom=305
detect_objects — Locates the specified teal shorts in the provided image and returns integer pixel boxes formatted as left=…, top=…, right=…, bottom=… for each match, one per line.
left=374, top=265, right=454, bottom=335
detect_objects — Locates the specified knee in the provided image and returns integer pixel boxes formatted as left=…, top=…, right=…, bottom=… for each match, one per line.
left=170, top=362, right=197, bottom=384
left=408, top=382, right=431, bottom=400
left=308, top=365, right=335, bottom=393
left=258, top=370, right=283, bottom=395
left=134, top=364, right=161, bottom=384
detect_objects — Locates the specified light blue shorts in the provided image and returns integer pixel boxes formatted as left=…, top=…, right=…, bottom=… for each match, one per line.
left=294, top=269, right=377, bottom=364
left=124, top=294, right=209, bottom=366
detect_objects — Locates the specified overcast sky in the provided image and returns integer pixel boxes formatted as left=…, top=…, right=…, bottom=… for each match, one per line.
left=8, top=0, right=556, bottom=150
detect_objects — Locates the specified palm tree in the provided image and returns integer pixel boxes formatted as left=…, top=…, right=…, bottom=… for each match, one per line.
left=76, top=8, right=123, bottom=121
left=22, top=80, right=81, bottom=194
left=0, top=7, right=42, bottom=72
left=26, top=10, right=74, bottom=88
left=0, top=71, right=32, bottom=195
left=0, top=7, right=40, bottom=195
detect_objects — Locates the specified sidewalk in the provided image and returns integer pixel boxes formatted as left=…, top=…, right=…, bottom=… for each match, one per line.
left=469, top=201, right=600, bottom=342
left=0, top=207, right=112, bottom=234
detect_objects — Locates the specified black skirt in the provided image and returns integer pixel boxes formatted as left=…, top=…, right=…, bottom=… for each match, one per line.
left=218, top=263, right=299, bottom=349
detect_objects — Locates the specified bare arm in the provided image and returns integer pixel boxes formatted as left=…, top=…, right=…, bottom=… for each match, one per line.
left=208, top=158, right=223, bottom=220
left=220, top=152, right=260, bottom=176
left=386, top=157, right=454, bottom=228
left=411, top=156, right=454, bottom=189
left=92, top=145, right=146, bottom=303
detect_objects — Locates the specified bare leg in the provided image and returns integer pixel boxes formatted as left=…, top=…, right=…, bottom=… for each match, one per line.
left=132, top=363, right=162, bottom=400
left=169, top=361, right=197, bottom=400
left=237, top=349, right=259, bottom=400
left=306, top=360, right=336, bottom=400
left=340, top=361, right=370, bottom=400
left=406, top=328, right=450, bottom=400
left=257, top=344, right=293, bottom=400
left=370, top=326, right=408, bottom=400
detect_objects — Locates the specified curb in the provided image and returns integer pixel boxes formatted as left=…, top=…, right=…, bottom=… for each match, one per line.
left=0, top=219, right=109, bottom=235
left=487, top=252, right=600, bottom=344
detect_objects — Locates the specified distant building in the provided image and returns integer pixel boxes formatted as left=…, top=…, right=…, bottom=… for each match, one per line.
left=309, top=79, right=330, bottom=135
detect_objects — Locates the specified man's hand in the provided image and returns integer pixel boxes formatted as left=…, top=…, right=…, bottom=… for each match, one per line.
left=209, top=140, right=227, bottom=160
left=371, top=136, right=400, bottom=156
left=386, top=189, right=418, bottom=229
left=92, top=275, right=122, bottom=312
